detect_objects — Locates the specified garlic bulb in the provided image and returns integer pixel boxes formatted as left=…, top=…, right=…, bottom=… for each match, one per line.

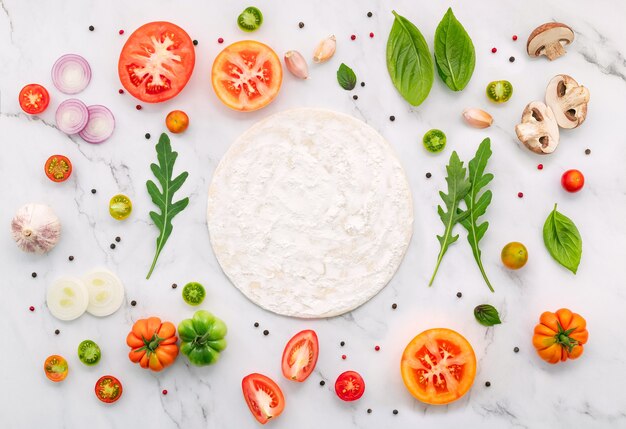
left=313, top=35, right=336, bottom=63
left=11, top=203, right=61, bottom=254
left=284, top=50, right=309, bottom=79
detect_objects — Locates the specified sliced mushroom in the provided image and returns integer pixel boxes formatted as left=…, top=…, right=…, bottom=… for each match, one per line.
left=515, top=101, right=560, bottom=154
left=545, top=74, right=590, bottom=129
left=527, top=23, right=574, bottom=61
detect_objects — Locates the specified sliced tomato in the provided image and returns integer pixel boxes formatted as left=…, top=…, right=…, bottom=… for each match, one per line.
left=118, top=22, right=195, bottom=103
left=44, top=155, right=72, bottom=182
left=242, top=373, right=285, bottom=424
left=281, top=330, right=318, bottom=382
left=19, top=84, right=50, bottom=114
left=401, top=328, right=476, bottom=405
left=95, top=375, right=123, bottom=403
left=211, top=40, right=282, bottom=112
left=335, top=371, right=365, bottom=402
left=44, top=355, right=68, bottom=382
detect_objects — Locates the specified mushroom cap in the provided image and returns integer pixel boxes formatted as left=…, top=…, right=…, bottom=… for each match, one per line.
left=527, top=23, right=574, bottom=58
left=515, top=101, right=560, bottom=155
left=545, top=74, right=590, bottom=129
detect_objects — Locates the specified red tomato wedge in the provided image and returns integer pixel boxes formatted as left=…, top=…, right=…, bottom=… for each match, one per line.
left=118, top=22, right=195, bottom=103
left=335, top=371, right=365, bottom=401
left=242, top=373, right=285, bottom=424
left=211, top=40, right=282, bottom=112
left=19, top=84, right=50, bottom=114
left=401, top=328, right=476, bottom=405
left=281, top=330, right=319, bottom=382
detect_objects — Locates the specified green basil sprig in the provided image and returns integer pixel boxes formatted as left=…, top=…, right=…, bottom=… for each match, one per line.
left=543, top=204, right=582, bottom=274
left=386, top=10, right=434, bottom=106
left=474, top=304, right=501, bottom=327
left=337, top=63, right=357, bottom=90
left=434, top=8, right=475, bottom=91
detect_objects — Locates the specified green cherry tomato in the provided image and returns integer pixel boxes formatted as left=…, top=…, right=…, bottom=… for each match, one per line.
left=78, top=340, right=102, bottom=366
left=501, top=242, right=528, bottom=270
left=423, top=129, right=446, bottom=153
left=182, top=282, right=206, bottom=306
left=237, top=7, right=263, bottom=32
left=109, top=194, right=132, bottom=220
left=486, top=80, right=513, bottom=103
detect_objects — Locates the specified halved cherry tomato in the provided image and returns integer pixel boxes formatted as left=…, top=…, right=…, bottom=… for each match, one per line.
left=44, top=155, right=72, bottom=182
left=335, top=371, right=365, bottom=402
left=211, top=40, right=282, bottom=112
left=95, top=375, right=123, bottom=403
left=242, top=373, right=285, bottom=424
left=281, top=330, right=319, bottom=382
left=44, top=355, right=68, bottom=382
left=401, top=328, right=476, bottom=405
left=118, top=22, right=195, bottom=103
left=561, top=169, right=584, bottom=193
left=19, top=84, right=50, bottom=114
left=165, top=110, right=189, bottom=133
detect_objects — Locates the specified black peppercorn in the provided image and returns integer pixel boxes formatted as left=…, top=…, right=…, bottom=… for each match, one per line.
left=509, top=56, right=515, bottom=62
left=145, top=133, right=151, bottom=139
left=340, top=341, right=345, bottom=347
left=298, top=22, right=304, bottom=29
left=110, top=243, right=116, bottom=249
left=585, top=148, right=591, bottom=155
left=353, top=95, right=358, bottom=100
left=320, top=380, right=325, bottom=386
left=172, top=283, right=177, bottom=289
left=54, top=329, right=60, bottom=335
left=131, top=300, right=136, bottom=306
left=89, top=25, right=94, bottom=31
left=263, top=329, right=269, bottom=336
left=69, top=256, right=74, bottom=261
left=360, top=82, right=365, bottom=87
left=254, top=322, right=259, bottom=328
left=426, top=172, right=432, bottom=179
left=456, top=292, right=462, bottom=298
left=367, top=409, right=372, bottom=414
left=193, top=39, right=198, bottom=46
left=393, top=409, right=398, bottom=415
left=514, top=347, right=520, bottom=353
left=367, top=12, right=373, bottom=17
left=485, top=381, right=491, bottom=387
left=392, top=303, right=397, bottom=309
left=31, top=272, right=37, bottom=278
left=389, top=115, right=395, bottom=122
left=91, top=189, right=97, bottom=194
left=115, top=236, right=121, bottom=243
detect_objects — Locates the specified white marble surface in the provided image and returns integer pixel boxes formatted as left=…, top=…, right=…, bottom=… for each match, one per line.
left=1, top=0, right=626, bottom=428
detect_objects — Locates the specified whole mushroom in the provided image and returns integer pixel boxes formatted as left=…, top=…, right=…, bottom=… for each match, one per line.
left=545, top=74, right=590, bottom=129
left=527, top=23, right=574, bottom=61
left=515, top=102, right=560, bottom=155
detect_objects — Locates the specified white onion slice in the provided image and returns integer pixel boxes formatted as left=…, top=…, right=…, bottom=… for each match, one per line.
left=46, top=276, right=89, bottom=321
left=79, top=105, right=115, bottom=144
left=83, top=269, right=125, bottom=317
left=51, top=54, right=92, bottom=94
left=55, top=98, right=89, bottom=134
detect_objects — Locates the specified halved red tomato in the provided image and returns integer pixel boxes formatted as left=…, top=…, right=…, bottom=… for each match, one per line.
left=335, top=371, right=365, bottom=401
left=19, top=84, right=50, bottom=114
left=95, top=375, right=123, bottom=403
left=242, top=373, right=285, bottom=424
left=211, top=40, right=282, bottom=112
left=401, top=328, right=476, bottom=405
left=44, top=155, right=72, bottom=182
left=118, top=22, right=195, bottom=103
left=281, top=330, right=318, bottom=382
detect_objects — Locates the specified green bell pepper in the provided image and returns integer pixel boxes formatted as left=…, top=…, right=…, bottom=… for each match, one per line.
left=178, top=310, right=227, bottom=366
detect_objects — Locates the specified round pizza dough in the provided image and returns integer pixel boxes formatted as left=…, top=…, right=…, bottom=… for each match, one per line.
left=207, top=109, right=413, bottom=318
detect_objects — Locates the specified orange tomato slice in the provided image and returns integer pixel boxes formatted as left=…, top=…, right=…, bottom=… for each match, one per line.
left=211, top=40, right=282, bottom=112
left=401, top=328, right=476, bottom=405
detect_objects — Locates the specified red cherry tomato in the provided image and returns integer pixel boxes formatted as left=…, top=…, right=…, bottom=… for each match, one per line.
left=95, top=375, right=123, bottom=403
left=561, top=169, right=584, bottom=193
left=19, top=84, right=50, bottom=114
left=44, top=155, right=72, bottom=182
left=335, top=371, right=365, bottom=401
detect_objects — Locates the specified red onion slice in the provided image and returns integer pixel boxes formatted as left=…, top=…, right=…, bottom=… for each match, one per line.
left=51, top=54, right=92, bottom=94
left=55, top=99, right=89, bottom=134
left=79, top=105, right=115, bottom=144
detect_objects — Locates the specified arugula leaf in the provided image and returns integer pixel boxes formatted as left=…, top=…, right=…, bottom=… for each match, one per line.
left=474, top=304, right=502, bottom=327
left=434, top=8, right=476, bottom=91
left=337, top=63, right=357, bottom=90
left=429, top=151, right=471, bottom=286
left=386, top=10, right=434, bottom=106
left=146, top=133, right=190, bottom=279
left=543, top=204, right=582, bottom=274
left=458, top=138, right=494, bottom=292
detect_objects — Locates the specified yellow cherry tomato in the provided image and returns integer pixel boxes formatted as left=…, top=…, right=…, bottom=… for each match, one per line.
left=109, top=194, right=132, bottom=220
left=165, top=110, right=189, bottom=134
left=501, top=242, right=528, bottom=269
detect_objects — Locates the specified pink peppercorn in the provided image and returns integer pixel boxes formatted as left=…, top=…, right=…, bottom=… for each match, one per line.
left=491, top=47, right=497, bottom=53
left=119, top=29, right=124, bottom=35
left=512, top=35, right=518, bottom=41
left=537, top=164, right=544, bottom=170
left=162, top=389, right=168, bottom=395
left=350, top=35, right=356, bottom=41
left=218, top=37, right=224, bottom=44
left=341, top=354, right=346, bottom=360
left=136, top=105, right=142, bottom=110
left=118, top=89, right=124, bottom=94
left=375, top=345, right=380, bottom=351
left=29, top=306, right=35, bottom=312
left=369, top=32, right=374, bottom=38
left=518, top=192, right=524, bottom=198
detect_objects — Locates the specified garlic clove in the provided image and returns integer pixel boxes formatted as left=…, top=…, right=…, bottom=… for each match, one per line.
left=462, top=108, right=494, bottom=129
left=284, top=50, right=309, bottom=79
left=313, top=35, right=336, bottom=63
left=11, top=203, right=61, bottom=254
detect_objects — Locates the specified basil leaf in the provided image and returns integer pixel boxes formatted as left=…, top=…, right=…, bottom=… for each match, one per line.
left=543, top=204, right=582, bottom=274
left=337, top=63, right=357, bottom=90
left=386, top=10, right=434, bottom=106
left=474, top=304, right=501, bottom=327
left=434, top=8, right=475, bottom=91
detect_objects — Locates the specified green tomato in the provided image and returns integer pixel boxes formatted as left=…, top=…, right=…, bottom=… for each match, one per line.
left=486, top=80, right=513, bottom=103
left=178, top=310, right=227, bottom=366
left=109, top=194, right=132, bottom=220
left=423, top=129, right=446, bottom=153
left=78, top=340, right=101, bottom=366
left=182, top=282, right=206, bottom=306
left=237, top=7, right=263, bottom=32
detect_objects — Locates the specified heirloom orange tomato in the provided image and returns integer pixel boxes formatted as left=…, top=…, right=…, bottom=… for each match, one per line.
left=126, top=316, right=179, bottom=371
left=533, top=308, right=588, bottom=364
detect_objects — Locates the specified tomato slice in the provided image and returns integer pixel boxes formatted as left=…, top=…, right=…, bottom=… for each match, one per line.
left=211, top=40, right=282, bottom=112
left=401, top=328, right=476, bottom=405
left=44, top=155, right=72, bottom=182
left=19, top=84, right=50, bottom=114
left=44, top=355, right=68, bottom=382
left=335, top=371, right=365, bottom=401
left=118, top=22, right=195, bottom=103
left=95, top=375, right=123, bottom=403
left=242, top=373, right=285, bottom=424
left=281, top=330, right=318, bottom=382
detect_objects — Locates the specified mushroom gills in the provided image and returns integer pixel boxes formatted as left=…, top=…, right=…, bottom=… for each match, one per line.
left=545, top=74, right=590, bottom=129
left=515, top=101, right=560, bottom=155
